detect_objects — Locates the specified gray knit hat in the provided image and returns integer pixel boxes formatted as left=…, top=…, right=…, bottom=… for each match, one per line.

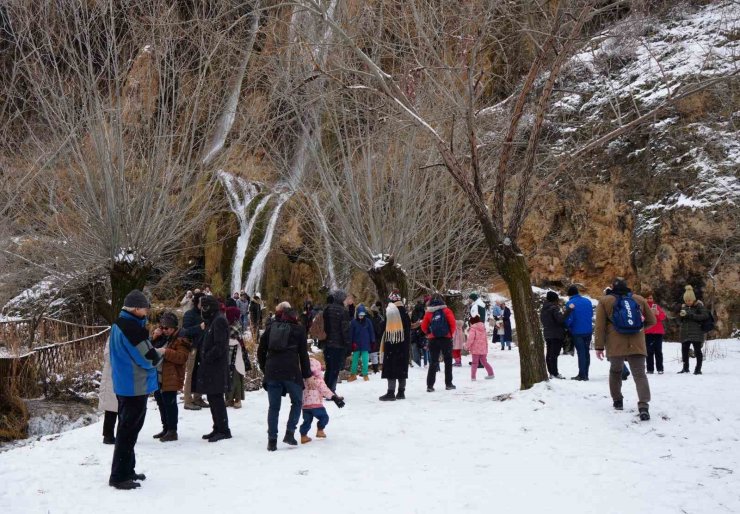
left=123, top=289, right=150, bottom=309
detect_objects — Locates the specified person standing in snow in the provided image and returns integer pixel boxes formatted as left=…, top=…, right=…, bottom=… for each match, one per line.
left=249, top=293, right=264, bottom=337
left=497, top=301, right=513, bottom=350
left=150, top=312, right=191, bottom=442
left=452, top=319, right=465, bottom=367
left=565, top=286, right=593, bottom=380
left=108, top=290, right=162, bottom=490
left=257, top=303, right=312, bottom=451
left=594, top=278, right=656, bottom=420
left=678, top=285, right=710, bottom=375
left=421, top=294, right=457, bottom=392
left=98, top=338, right=118, bottom=445
left=368, top=302, right=385, bottom=373
left=181, top=292, right=208, bottom=410
left=322, top=290, right=351, bottom=392
left=348, top=304, right=375, bottom=382
left=192, top=296, right=232, bottom=442
left=540, top=291, right=571, bottom=379
left=379, top=291, right=411, bottom=401
left=465, top=315, right=494, bottom=380
left=225, top=308, right=249, bottom=409
left=299, top=357, right=345, bottom=444
left=643, top=291, right=666, bottom=374
left=237, top=292, right=250, bottom=333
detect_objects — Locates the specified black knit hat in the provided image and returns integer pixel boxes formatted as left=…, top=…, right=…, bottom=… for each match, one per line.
left=200, top=296, right=220, bottom=320
left=159, top=311, right=179, bottom=328
left=611, top=278, right=630, bottom=294
left=546, top=291, right=559, bottom=302
left=123, top=289, right=150, bottom=309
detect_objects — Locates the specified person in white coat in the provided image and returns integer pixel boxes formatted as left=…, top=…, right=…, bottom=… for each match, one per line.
left=98, top=339, right=118, bottom=444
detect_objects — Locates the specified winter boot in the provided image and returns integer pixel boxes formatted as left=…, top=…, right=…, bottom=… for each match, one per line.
left=396, top=389, right=406, bottom=400
left=103, top=436, right=116, bottom=445
left=694, top=369, right=702, bottom=375
left=485, top=374, right=495, bottom=380
left=130, top=473, right=146, bottom=481
left=372, top=364, right=379, bottom=373
left=639, top=408, right=650, bottom=421
left=379, top=391, right=396, bottom=401
left=426, top=387, right=434, bottom=392
left=160, top=430, right=178, bottom=442
left=316, top=429, right=327, bottom=438
left=301, top=434, right=312, bottom=444
left=283, top=431, right=298, bottom=446
left=184, top=403, right=202, bottom=411
left=208, top=430, right=232, bottom=443
left=347, top=374, right=357, bottom=382
left=233, top=400, right=242, bottom=409
left=363, top=375, right=369, bottom=382
left=445, top=384, right=456, bottom=390
left=153, top=429, right=167, bottom=439
left=678, top=368, right=690, bottom=374
left=202, top=430, right=217, bottom=440
left=225, top=399, right=234, bottom=408
left=613, top=400, right=623, bottom=411
left=267, top=439, right=277, bottom=452
left=109, top=479, right=140, bottom=490
left=193, top=397, right=209, bottom=408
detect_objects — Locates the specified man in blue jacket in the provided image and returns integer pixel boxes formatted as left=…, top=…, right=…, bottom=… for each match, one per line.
left=108, top=290, right=162, bottom=490
left=565, top=285, right=594, bottom=381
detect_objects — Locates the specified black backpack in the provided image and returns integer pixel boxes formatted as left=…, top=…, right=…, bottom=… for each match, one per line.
left=268, top=322, right=293, bottom=352
left=429, top=309, right=450, bottom=338
left=700, top=310, right=715, bottom=333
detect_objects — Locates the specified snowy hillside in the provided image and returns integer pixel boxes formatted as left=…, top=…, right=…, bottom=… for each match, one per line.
left=2, top=339, right=739, bottom=514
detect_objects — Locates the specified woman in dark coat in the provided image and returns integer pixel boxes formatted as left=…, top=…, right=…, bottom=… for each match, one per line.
left=192, top=296, right=231, bottom=442
left=379, top=292, right=411, bottom=401
left=539, top=291, right=571, bottom=379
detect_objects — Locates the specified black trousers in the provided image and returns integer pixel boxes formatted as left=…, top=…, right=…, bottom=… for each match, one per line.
left=154, top=390, right=178, bottom=432
left=206, top=394, right=230, bottom=434
left=645, top=334, right=664, bottom=372
left=545, top=338, right=563, bottom=377
left=110, top=395, right=148, bottom=483
left=103, top=410, right=117, bottom=439
left=427, top=338, right=453, bottom=388
left=681, top=341, right=703, bottom=371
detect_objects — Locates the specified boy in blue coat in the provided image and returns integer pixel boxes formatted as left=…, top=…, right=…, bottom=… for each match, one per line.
left=348, top=304, right=375, bottom=381
left=565, top=285, right=594, bottom=381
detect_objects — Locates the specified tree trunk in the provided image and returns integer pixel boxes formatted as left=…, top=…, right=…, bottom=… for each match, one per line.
left=497, top=252, right=548, bottom=389
left=367, top=257, right=408, bottom=304
left=109, top=262, right=151, bottom=322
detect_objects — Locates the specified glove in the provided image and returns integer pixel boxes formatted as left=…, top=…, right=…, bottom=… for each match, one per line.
left=680, top=310, right=687, bottom=317
left=352, top=342, right=358, bottom=352
left=331, top=395, right=345, bottom=408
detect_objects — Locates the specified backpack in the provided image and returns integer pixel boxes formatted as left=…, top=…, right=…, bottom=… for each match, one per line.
left=268, top=322, right=294, bottom=352
left=700, top=310, right=715, bottom=333
left=308, top=310, right=326, bottom=341
left=610, top=293, right=643, bottom=334
left=429, top=309, right=450, bottom=338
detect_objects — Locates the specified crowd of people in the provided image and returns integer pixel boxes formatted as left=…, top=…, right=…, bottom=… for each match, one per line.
left=100, top=279, right=712, bottom=490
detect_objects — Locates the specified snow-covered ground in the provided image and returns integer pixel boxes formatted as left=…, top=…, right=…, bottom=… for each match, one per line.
left=2, top=339, right=739, bottom=514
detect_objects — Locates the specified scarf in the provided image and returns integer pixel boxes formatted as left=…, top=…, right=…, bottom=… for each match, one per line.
left=383, top=302, right=404, bottom=344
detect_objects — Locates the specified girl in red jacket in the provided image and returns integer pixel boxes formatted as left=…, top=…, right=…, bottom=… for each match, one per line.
left=644, top=292, right=667, bottom=374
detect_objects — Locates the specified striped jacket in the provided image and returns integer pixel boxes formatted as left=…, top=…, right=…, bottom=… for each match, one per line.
left=110, top=310, right=161, bottom=396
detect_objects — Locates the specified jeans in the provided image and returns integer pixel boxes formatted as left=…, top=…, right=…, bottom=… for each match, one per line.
left=645, top=334, right=664, bottom=373
left=110, top=395, right=148, bottom=483
left=572, top=333, right=592, bottom=379
left=427, top=338, right=453, bottom=388
left=240, top=314, right=249, bottom=332
left=206, top=394, right=230, bottom=434
left=154, top=390, right=178, bottom=432
left=609, top=355, right=650, bottom=409
left=300, top=407, right=329, bottom=435
left=103, top=410, right=117, bottom=439
left=350, top=350, right=369, bottom=376
left=266, top=380, right=303, bottom=439
left=681, top=341, right=703, bottom=372
left=544, top=338, right=563, bottom=377
left=324, top=346, right=347, bottom=392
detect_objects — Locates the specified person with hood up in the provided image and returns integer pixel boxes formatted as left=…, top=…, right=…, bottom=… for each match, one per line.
left=150, top=311, right=191, bottom=442
left=257, top=303, right=312, bottom=451
left=348, top=304, right=375, bottom=381
left=299, top=357, right=345, bottom=444
left=565, top=285, right=593, bottom=380
left=643, top=291, right=667, bottom=374
left=379, top=291, right=411, bottom=401
left=465, top=315, right=494, bottom=380
left=594, top=278, right=656, bottom=421
left=108, top=290, right=162, bottom=490
left=322, top=290, right=351, bottom=392
left=678, top=285, right=710, bottom=375
left=192, top=296, right=232, bottom=442
left=540, top=291, right=571, bottom=379
left=420, top=294, right=457, bottom=392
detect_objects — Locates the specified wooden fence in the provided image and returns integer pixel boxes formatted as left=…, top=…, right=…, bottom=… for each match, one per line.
left=0, top=318, right=110, bottom=398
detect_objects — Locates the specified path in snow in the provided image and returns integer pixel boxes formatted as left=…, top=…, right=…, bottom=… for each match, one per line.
left=1, top=340, right=739, bottom=514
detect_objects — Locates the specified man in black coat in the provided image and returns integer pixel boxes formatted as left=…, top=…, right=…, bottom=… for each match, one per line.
left=192, top=296, right=232, bottom=442
left=540, top=291, right=572, bottom=379
left=321, top=290, right=351, bottom=392
left=258, top=305, right=312, bottom=451
left=180, top=292, right=207, bottom=410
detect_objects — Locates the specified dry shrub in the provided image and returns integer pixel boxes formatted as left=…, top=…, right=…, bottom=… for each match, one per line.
left=0, top=379, right=29, bottom=441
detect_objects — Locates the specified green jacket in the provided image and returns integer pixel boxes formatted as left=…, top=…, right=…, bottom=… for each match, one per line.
left=679, top=301, right=709, bottom=342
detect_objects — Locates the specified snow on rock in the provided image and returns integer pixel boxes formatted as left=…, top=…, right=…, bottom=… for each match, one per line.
left=1, top=339, right=738, bottom=513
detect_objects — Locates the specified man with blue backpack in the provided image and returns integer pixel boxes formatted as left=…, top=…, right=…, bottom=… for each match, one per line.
left=420, top=294, right=458, bottom=392
left=594, top=278, right=656, bottom=421
left=565, top=285, right=594, bottom=381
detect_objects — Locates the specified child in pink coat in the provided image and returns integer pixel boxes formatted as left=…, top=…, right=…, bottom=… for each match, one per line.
left=300, top=357, right=345, bottom=443
left=465, top=316, right=494, bottom=380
